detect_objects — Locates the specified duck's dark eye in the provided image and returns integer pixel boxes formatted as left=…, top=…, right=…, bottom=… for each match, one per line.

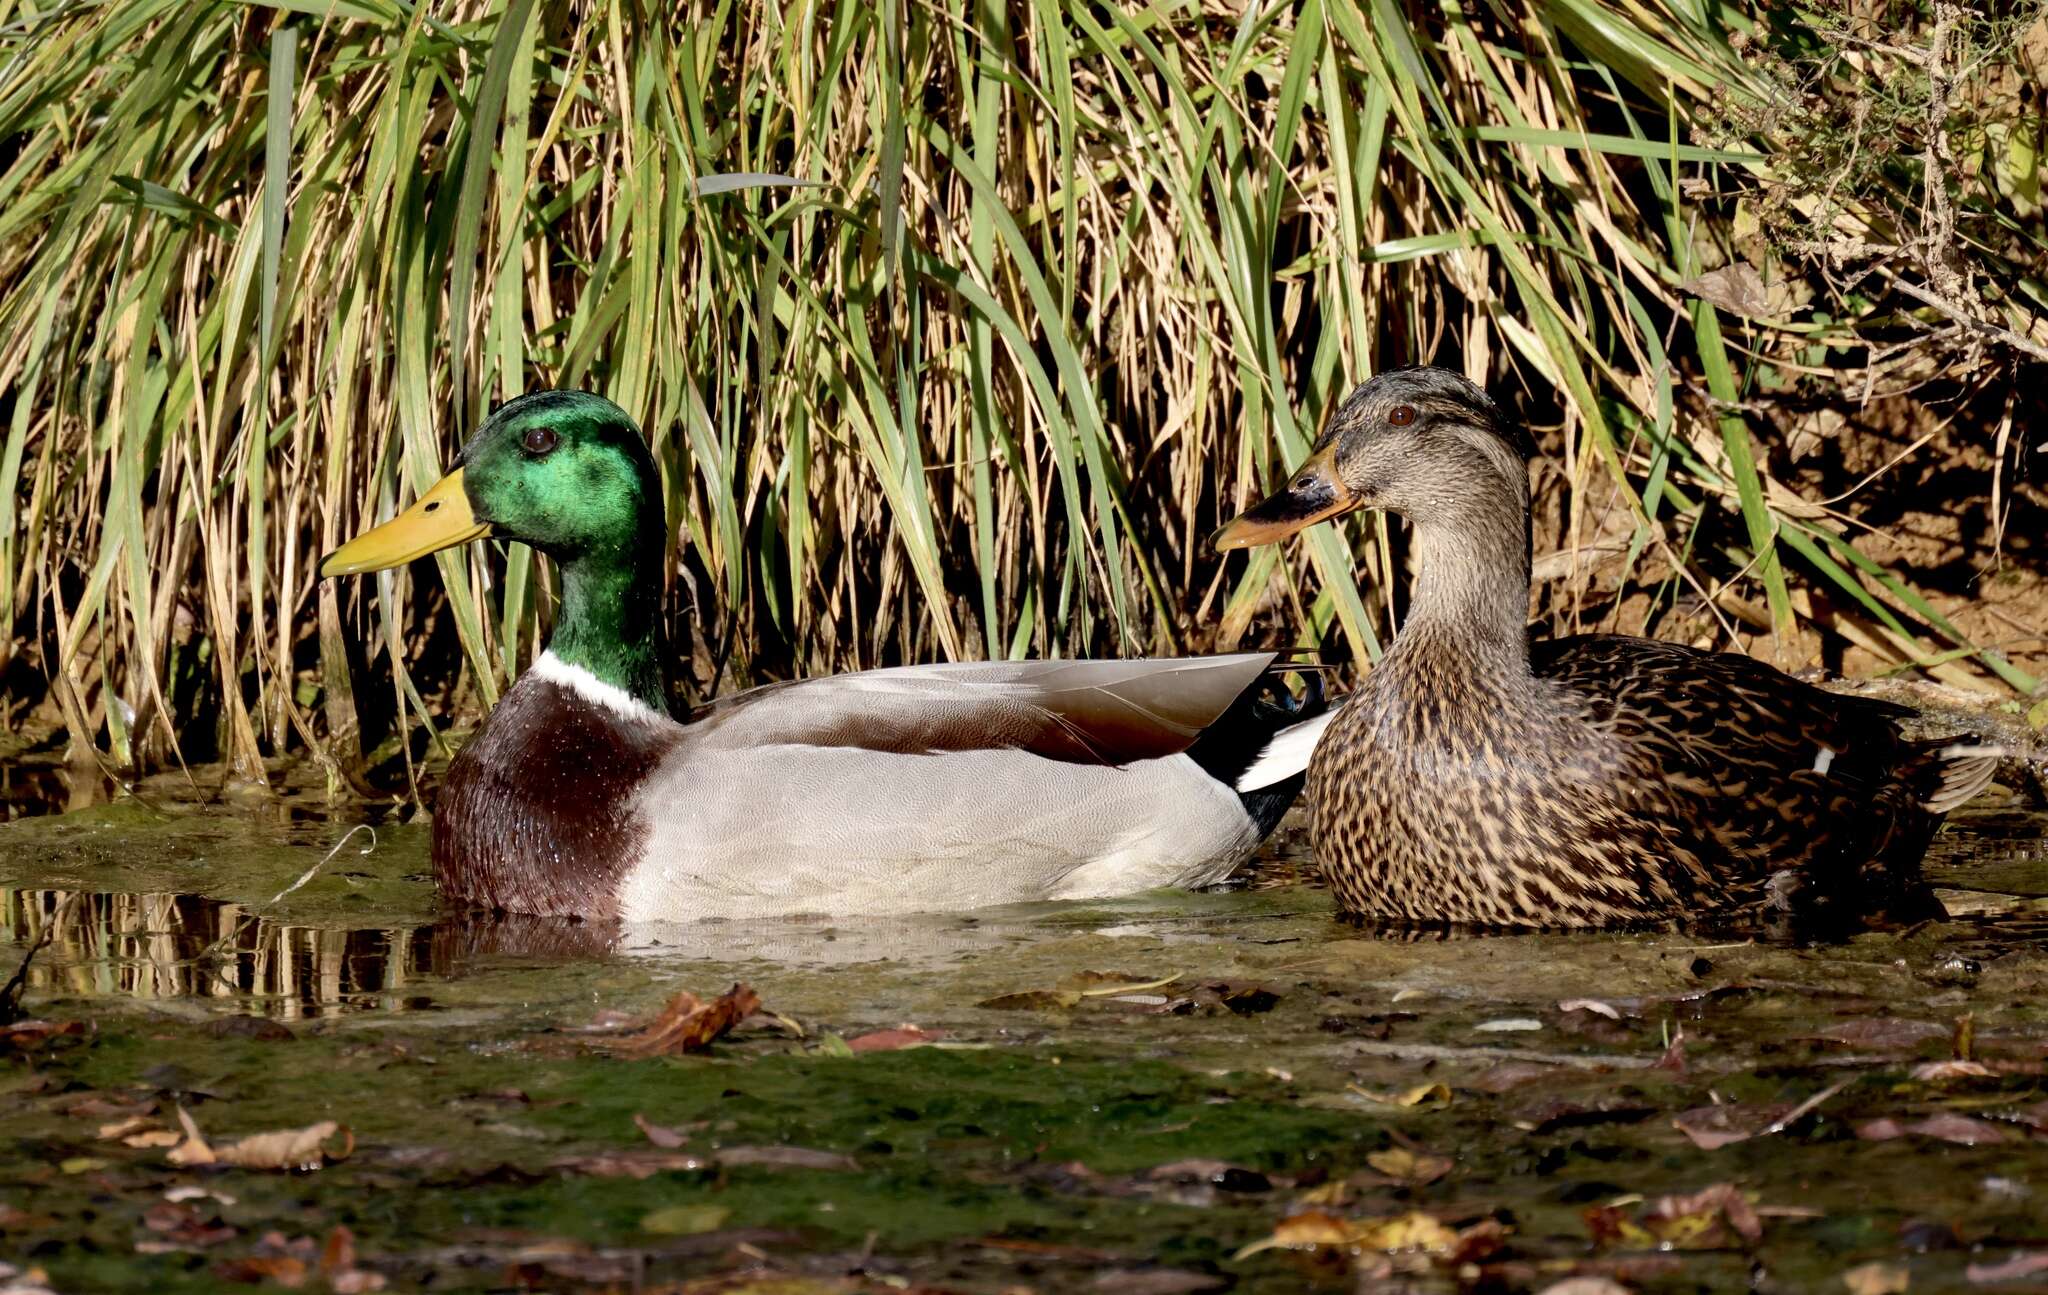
left=1388, top=404, right=1416, bottom=427
left=522, top=425, right=560, bottom=456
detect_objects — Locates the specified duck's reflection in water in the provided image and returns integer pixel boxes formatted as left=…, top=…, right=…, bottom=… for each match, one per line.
left=2, top=888, right=1154, bottom=1017
left=4, top=888, right=438, bottom=1019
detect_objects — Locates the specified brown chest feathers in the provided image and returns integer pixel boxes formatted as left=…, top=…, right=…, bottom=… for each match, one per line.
left=1310, top=632, right=1951, bottom=930
left=433, top=677, right=680, bottom=918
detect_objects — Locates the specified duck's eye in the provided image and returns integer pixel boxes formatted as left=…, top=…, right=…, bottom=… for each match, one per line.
left=1388, top=404, right=1416, bottom=427
left=522, top=425, right=560, bottom=456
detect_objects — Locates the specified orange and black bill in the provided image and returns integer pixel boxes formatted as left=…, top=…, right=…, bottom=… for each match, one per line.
left=1211, top=443, right=1361, bottom=551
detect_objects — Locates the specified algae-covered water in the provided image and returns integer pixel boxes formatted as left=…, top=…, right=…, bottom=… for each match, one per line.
left=4, top=778, right=2048, bottom=1293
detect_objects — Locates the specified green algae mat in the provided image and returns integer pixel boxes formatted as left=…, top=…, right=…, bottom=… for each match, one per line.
left=5, top=795, right=2048, bottom=1293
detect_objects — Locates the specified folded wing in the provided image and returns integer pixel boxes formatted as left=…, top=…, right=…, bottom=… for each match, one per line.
left=685, top=653, right=1281, bottom=765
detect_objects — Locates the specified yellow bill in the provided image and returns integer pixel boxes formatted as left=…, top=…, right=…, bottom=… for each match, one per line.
left=320, top=469, right=489, bottom=577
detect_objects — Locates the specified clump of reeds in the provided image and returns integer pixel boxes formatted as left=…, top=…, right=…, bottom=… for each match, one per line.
left=0, top=0, right=2040, bottom=786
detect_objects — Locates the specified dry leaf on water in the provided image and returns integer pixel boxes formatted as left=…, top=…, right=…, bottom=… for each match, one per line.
left=1672, top=1079, right=1852, bottom=1149
left=1365, top=1147, right=1452, bottom=1187
left=1349, top=1082, right=1452, bottom=1109
left=846, top=1026, right=943, bottom=1052
left=212, top=1226, right=383, bottom=1291
left=633, top=1113, right=688, bottom=1148
left=1806, top=1020, right=1948, bottom=1051
left=609, top=983, right=761, bottom=1056
left=639, top=1203, right=731, bottom=1235
left=1235, top=1210, right=1502, bottom=1262
left=714, top=1145, right=859, bottom=1171
left=167, top=1106, right=353, bottom=1171
left=0, top=1020, right=85, bottom=1050
left=1968, top=1252, right=2048, bottom=1284
left=1855, top=1113, right=2012, bottom=1146
left=551, top=1150, right=710, bottom=1179
left=1842, top=1260, right=1910, bottom=1294
left=1584, top=1183, right=1764, bottom=1251
left=980, top=972, right=1182, bottom=1011
left=1673, top=1103, right=1794, bottom=1149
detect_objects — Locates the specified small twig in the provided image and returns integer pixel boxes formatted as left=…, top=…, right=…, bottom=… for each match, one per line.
left=1757, top=1077, right=1855, bottom=1138
left=1, top=894, right=79, bottom=1026
left=1340, top=1039, right=1657, bottom=1070
left=268, top=823, right=376, bottom=906
left=1884, top=277, right=2048, bottom=364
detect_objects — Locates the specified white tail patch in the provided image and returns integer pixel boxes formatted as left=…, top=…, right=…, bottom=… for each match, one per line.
left=1811, top=746, right=1836, bottom=776
left=529, top=651, right=668, bottom=723
left=1236, top=708, right=1339, bottom=792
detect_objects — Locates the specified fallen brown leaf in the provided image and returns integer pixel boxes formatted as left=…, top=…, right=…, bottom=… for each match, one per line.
left=56, top=1092, right=155, bottom=1120
left=978, top=989, right=1083, bottom=1011
left=551, top=1149, right=710, bottom=1179
left=1091, top=1268, right=1227, bottom=1294
left=609, top=983, right=761, bottom=1056
left=0, top=1019, right=86, bottom=1050
left=167, top=1106, right=354, bottom=1170
left=1585, top=1182, right=1764, bottom=1250
left=1807, top=1020, right=1948, bottom=1051
left=714, top=1145, right=859, bottom=1171
left=633, top=1113, right=688, bottom=1149
left=212, top=1254, right=308, bottom=1286
left=1842, top=1259, right=1910, bottom=1294
left=1911, top=1060, right=1996, bottom=1081
left=1349, top=1082, right=1452, bottom=1109
left=1672, top=1103, right=1794, bottom=1150
left=1855, top=1113, right=2012, bottom=1146
left=1968, top=1251, right=2048, bottom=1284
left=97, top=1116, right=156, bottom=1141
left=1671, top=1079, right=1852, bottom=1150
left=1366, top=1147, right=1452, bottom=1187
left=846, top=1026, right=943, bottom=1052
left=1235, top=1209, right=1501, bottom=1261
left=138, top=1200, right=236, bottom=1251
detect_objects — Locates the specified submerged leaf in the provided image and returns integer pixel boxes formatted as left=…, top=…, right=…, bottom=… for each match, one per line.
left=1673, top=1103, right=1794, bottom=1150
left=978, top=989, right=1084, bottom=1011
left=639, top=1204, right=731, bottom=1235
left=1235, top=1210, right=1438, bottom=1259
left=1366, top=1148, right=1452, bottom=1186
left=846, top=1026, right=943, bottom=1052
left=633, top=1113, right=688, bottom=1149
left=1585, top=1182, right=1764, bottom=1250
left=1854, top=1114, right=2012, bottom=1146
left=1841, top=1260, right=1910, bottom=1294
left=1350, top=1082, right=1452, bottom=1109
left=1968, top=1252, right=2048, bottom=1284
left=714, top=1145, right=859, bottom=1171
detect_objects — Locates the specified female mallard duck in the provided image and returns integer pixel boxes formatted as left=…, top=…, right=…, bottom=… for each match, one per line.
left=1214, top=366, right=1996, bottom=929
left=323, top=391, right=1323, bottom=921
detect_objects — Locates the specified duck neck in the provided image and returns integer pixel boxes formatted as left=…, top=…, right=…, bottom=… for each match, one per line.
left=547, top=538, right=672, bottom=717
left=1394, top=488, right=1532, bottom=678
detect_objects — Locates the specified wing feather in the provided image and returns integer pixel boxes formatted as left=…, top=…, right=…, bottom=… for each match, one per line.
left=683, top=654, right=1280, bottom=765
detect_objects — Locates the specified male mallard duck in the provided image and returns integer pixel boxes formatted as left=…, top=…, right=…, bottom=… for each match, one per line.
left=323, top=391, right=1324, bottom=921
left=1214, top=366, right=1996, bottom=929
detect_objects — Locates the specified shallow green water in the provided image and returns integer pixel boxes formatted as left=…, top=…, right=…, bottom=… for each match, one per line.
left=4, top=787, right=2048, bottom=1293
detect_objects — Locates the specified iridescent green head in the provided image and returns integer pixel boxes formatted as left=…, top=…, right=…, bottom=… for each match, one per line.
left=322, top=391, right=673, bottom=713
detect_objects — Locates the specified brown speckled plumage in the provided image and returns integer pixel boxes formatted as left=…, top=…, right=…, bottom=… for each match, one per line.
left=1224, top=367, right=1996, bottom=930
